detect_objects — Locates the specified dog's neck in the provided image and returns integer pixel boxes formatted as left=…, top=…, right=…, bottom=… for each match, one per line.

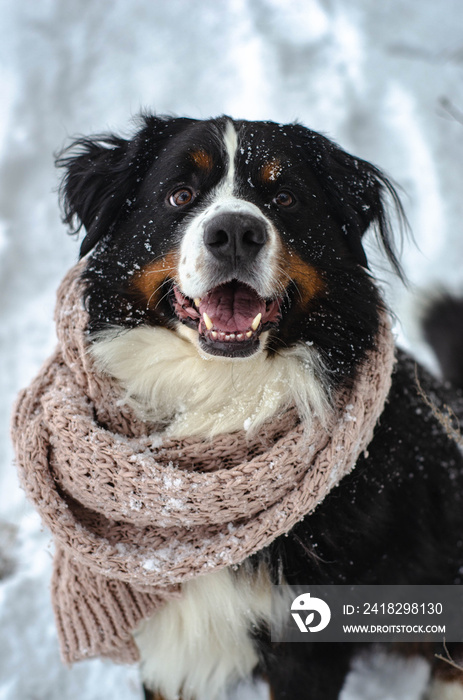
left=90, top=323, right=332, bottom=439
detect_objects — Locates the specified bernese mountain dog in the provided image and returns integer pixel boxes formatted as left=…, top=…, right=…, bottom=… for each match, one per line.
left=57, top=115, right=463, bottom=700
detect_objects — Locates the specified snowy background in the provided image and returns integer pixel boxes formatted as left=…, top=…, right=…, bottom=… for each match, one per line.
left=1, top=1, right=463, bottom=698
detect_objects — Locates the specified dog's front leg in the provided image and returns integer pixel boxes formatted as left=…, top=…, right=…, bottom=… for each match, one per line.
left=264, top=642, right=355, bottom=700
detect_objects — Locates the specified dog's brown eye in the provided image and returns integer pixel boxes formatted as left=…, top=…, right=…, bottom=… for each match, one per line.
left=273, top=191, right=294, bottom=207
left=169, top=188, right=195, bottom=207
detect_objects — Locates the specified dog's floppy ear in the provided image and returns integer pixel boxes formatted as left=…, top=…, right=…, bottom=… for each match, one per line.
left=293, top=125, right=406, bottom=279
left=56, top=115, right=195, bottom=258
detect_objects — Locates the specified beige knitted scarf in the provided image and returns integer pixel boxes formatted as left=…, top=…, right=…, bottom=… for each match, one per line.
left=11, top=261, right=395, bottom=666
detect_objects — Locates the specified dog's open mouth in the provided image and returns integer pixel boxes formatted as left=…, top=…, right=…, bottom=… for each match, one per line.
left=172, top=280, right=282, bottom=357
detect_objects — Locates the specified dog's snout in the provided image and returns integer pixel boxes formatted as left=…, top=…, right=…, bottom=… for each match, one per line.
left=203, top=213, right=268, bottom=264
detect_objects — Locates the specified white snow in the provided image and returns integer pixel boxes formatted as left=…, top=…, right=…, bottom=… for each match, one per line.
left=1, top=0, right=463, bottom=698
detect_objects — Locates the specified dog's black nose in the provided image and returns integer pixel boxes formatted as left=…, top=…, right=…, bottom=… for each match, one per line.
left=203, top=213, right=268, bottom=264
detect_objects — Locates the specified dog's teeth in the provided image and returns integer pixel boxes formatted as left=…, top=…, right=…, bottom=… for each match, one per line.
left=237, top=333, right=243, bottom=340
left=251, top=313, right=262, bottom=331
left=211, top=331, right=218, bottom=340
left=229, top=334, right=236, bottom=341
left=194, top=298, right=201, bottom=307
left=246, top=331, right=253, bottom=338
left=203, top=312, right=213, bottom=330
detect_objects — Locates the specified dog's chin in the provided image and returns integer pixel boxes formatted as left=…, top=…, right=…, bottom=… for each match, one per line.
left=175, top=323, right=269, bottom=361
left=170, top=279, right=282, bottom=360
left=198, top=334, right=261, bottom=359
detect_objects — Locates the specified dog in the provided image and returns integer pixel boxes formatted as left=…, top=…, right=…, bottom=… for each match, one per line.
left=56, top=115, right=463, bottom=700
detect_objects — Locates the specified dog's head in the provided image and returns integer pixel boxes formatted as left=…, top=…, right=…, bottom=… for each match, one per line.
left=58, top=115, right=402, bottom=381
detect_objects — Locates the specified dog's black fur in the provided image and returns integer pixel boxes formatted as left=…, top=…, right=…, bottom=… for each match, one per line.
left=57, top=115, right=463, bottom=700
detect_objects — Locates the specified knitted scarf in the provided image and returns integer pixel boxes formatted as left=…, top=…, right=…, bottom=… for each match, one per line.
left=11, top=261, right=395, bottom=665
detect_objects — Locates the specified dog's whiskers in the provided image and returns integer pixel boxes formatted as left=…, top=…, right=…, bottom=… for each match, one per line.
left=146, top=277, right=173, bottom=307
left=144, top=266, right=177, bottom=275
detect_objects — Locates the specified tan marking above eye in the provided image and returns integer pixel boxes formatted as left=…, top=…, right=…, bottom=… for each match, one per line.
left=190, top=149, right=214, bottom=171
left=132, top=251, right=180, bottom=308
left=260, top=159, right=282, bottom=184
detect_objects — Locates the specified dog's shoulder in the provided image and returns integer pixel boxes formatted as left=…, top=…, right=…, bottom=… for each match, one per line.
left=377, top=348, right=463, bottom=455
left=266, top=349, right=463, bottom=587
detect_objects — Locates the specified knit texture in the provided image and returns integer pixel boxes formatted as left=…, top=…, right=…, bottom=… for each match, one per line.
left=11, top=261, right=396, bottom=665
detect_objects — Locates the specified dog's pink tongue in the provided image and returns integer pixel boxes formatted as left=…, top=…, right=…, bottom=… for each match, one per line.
left=200, top=282, right=266, bottom=332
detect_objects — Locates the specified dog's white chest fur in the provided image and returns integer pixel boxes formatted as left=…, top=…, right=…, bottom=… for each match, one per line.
left=90, top=322, right=329, bottom=439
left=134, top=567, right=272, bottom=700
